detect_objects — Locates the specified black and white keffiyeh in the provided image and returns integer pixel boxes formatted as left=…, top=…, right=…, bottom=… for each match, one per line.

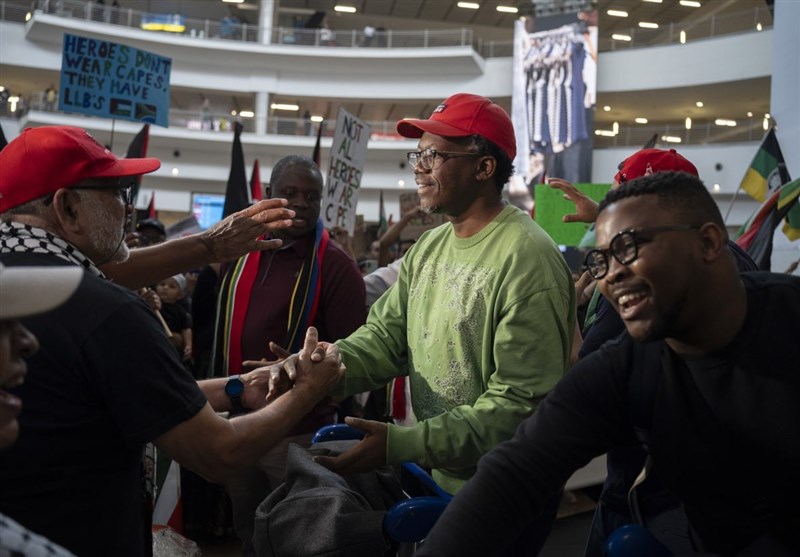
left=0, top=221, right=106, bottom=279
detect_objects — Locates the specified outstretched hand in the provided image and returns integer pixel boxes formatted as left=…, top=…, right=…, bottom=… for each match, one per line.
left=548, top=178, right=599, bottom=224
left=201, top=199, right=296, bottom=262
left=313, top=416, right=388, bottom=475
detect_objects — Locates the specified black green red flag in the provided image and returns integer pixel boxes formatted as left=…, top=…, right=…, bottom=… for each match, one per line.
left=740, top=127, right=788, bottom=202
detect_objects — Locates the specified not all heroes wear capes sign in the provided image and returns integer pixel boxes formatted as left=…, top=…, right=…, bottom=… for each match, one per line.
left=59, top=33, right=171, bottom=127
left=323, top=109, right=371, bottom=235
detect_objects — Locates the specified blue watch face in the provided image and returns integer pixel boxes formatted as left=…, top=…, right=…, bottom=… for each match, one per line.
left=226, top=377, right=244, bottom=397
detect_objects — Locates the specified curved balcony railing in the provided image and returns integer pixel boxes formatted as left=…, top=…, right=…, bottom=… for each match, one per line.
left=0, top=1, right=772, bottom=58
left=19, top=90, right=766, bottom=147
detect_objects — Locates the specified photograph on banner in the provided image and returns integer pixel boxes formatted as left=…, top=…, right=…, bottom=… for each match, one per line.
left=533, top=183, right=610, bottom=247
left=322, top=108, right=371, bottom=234
left=398, top=191, right=446, bottom=241
left=60, top=34, right=171, bottom=127
left=509, top=8, right=598, bottom=210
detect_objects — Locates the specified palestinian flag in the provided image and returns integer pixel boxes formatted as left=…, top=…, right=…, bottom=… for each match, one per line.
left=740, top=127, right=787, bottom=202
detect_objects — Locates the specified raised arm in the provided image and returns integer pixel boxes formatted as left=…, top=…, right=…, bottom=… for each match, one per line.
left=377, top=206, right=423, bottom=267
left=548, top=178, right=600, bottom=224
left=102, top=199, right=295, bottom=289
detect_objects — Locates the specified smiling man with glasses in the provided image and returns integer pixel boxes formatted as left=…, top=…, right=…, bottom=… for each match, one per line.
left=271, top=94, right=576, bottom=557
left=417, top=171, right=800, bottom=557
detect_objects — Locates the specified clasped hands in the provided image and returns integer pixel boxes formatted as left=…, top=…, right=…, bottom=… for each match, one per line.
left=245, top=328, right=389, bottom=475
left=240, top=327, right=344, bottom=411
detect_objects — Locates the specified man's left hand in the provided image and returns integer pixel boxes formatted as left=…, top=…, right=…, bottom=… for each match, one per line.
left=314, top=416, right=388, bottom=475
left=201, top=199, right=295, bottom=262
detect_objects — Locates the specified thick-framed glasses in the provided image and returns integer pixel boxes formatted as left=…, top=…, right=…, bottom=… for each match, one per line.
left=44, top=179, right=135, bottom=206
left=406, top=148, right=483, bottom=171
left=583, top=225, right=701, bottom=280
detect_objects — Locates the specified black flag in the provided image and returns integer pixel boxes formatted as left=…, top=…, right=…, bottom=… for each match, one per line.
left=223, top=121, right=249, bottom=218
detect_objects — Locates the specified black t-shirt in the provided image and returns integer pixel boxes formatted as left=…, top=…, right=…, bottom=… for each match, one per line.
left=0, top=253, right=207, bottom=557
left=416, top=272, right=800, bottom=557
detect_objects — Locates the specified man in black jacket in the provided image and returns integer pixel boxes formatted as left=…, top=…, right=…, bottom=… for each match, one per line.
left=416, top=171, right=800, bottom=557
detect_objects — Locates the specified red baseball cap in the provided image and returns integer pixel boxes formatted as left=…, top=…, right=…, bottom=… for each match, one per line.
left=613, top=148, right=698, bottom=185
left=396, top=93, right=516, bottom=160
left=0, top=126, right=160, bottom=212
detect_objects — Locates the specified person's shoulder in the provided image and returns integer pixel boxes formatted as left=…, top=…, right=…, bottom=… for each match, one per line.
left=741, top=270, right=800, bottom=291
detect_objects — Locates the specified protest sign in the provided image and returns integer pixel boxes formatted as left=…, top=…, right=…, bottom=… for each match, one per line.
left=60, top=34, right=171, bottom=127
left=322, top=108, right=371, bottom=234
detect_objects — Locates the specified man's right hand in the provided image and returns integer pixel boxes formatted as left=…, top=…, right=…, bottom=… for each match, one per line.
left=265, top=327, right=342, bottom=403
left=548, top=178, right=600, bottom=224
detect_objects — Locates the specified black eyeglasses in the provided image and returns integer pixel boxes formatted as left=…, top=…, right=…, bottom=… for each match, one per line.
left=73, top=180, right=136, bottom=206
left=406, top=148, right=483, bottom=171
left=583, top=225, right=702, bottom=280
left=44, top=179, right=136, bottom=206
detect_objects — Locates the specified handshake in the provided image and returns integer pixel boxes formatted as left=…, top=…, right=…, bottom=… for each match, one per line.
left=241, top=327, right=345, bottom=409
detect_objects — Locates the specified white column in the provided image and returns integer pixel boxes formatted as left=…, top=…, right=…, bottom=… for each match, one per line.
left=255, top=91, right=269, bottom=135
left=258, top=0, right=275, bottom=45
left=771, top=0, right=800, bottom=176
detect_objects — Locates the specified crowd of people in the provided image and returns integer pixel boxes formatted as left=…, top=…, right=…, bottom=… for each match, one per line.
left=0, top=91, right=797, bottom=557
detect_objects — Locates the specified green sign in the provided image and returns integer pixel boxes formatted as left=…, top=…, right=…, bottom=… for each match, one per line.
left=533, top=183, right=611, bottom=246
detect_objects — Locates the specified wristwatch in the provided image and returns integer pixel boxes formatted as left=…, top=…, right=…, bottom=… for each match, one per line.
left=225, top=374, right=245, bottom=413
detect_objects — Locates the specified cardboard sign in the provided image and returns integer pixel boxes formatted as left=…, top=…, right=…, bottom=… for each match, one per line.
left=322, top=108, right=371, bottom=234
left=398, top=192, right=446, bottom=240
left=60, top=34, right=171, bottom=127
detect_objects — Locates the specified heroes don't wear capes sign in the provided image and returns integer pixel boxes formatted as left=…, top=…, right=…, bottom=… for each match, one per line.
left=59, top=33, right=171, bottom=127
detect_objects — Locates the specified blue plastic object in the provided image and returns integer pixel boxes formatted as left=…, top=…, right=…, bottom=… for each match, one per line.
left=604, top=524, right=673, bottom=557
left=311, top=423, right=366, bottom=443
left=311, top=423, right=452, bottom=543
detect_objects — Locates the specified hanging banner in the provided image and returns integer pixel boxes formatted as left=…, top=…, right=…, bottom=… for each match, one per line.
left=59, top=34, right=171, bottom=127
left=322, top=108, right=371, bottom=234
left=509, top=10, right=598, bottom=210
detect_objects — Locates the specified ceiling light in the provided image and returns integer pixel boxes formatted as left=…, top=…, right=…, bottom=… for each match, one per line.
left=603, top=105, right=611, bottom=112
left=661, top=136, right=682, bottom=143
left=643, top=0, right=663, bottom=3
left=685, top=117, right=692, bottom=130
left=0, top=86, right=4, bottom=92
left=496, top=5, right=518, bottom=13
left=680, top=30, right=686, bottom=43
left=231, top=110, right=237, bottom=116
left=696, top=101, right=704, bottom=108
left=239, top=110, right=255, bottom=118
left=334, top=5, right=357, bottom=13
left=607, top=9, right=628, bottom=17
left=222, top=0, right=243, bottom=3
left=271, top=103, right=299, bottom=111
left=635, top=117, right=648, bottom=124
left=237, top=3, right=259, bottom=10
left=398, top=180, right=405, bottom=187
left=25, top=11, right=31, bottom=21
left=595, top=130, right=616, bottom=137
left=310, top=115, right=324, bottom=123
left=756, top=23, right=762, bottom=31
left=765, top=113, right=771, bottom=119
left=638, top=22, right=659, bottom=29
left=715, top=119, right=736, bottom=127
left=763, top=118, right=769, bottom=130
left=171, top=167, right=180, bottom=176
left=612, top=121, right=619, bottom=134
left=747, top=111, right=753, bottom=117
left=679, top=0, right=701, bottom=7
left=457, top=2, right=480, bottom=9
left=713, top=184, right=721, bottom=192
left=612, top=34, right=632, bottom=41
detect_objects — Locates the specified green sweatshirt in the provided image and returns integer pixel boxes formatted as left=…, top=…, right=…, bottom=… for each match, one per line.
left=336, top=204, right=575, bottom=494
